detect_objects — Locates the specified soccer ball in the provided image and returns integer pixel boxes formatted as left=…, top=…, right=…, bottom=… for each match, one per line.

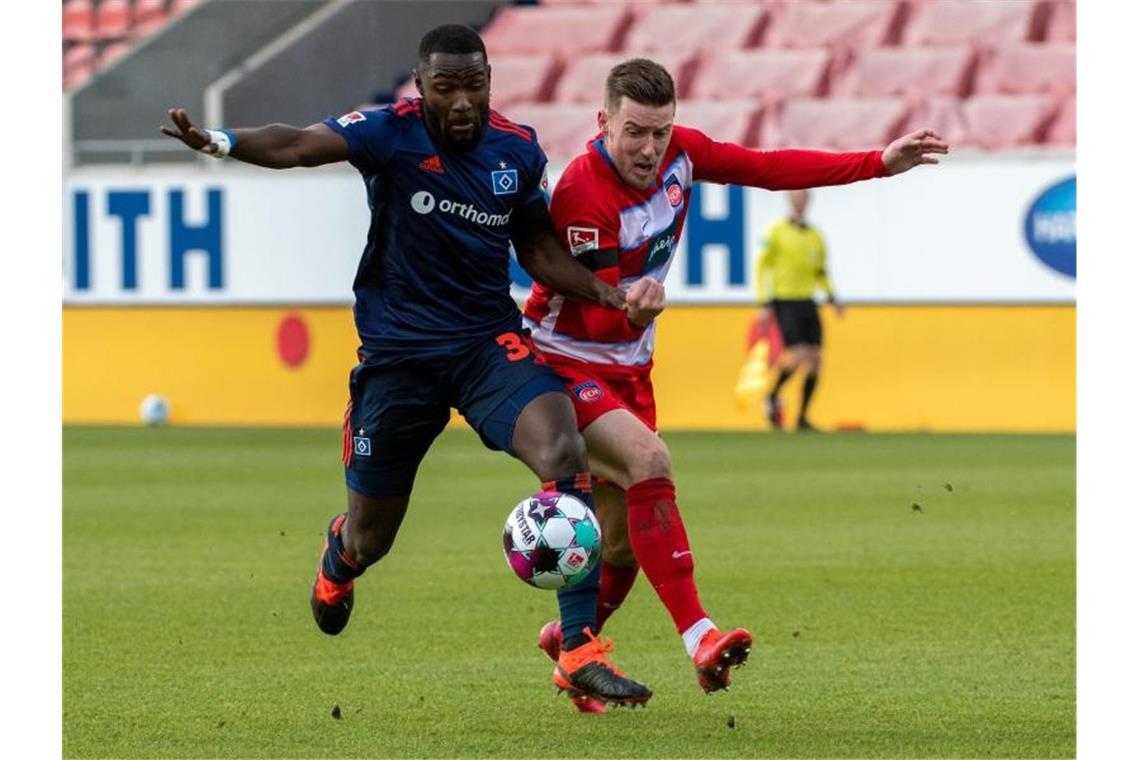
left=502, top=491, right=601, bottom=590
left=138, top=394, right=171, bottom=426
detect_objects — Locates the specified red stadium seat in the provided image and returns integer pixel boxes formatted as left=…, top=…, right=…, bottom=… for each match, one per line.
left=1046, top=95, right=1075, bottom=145
left=501, top=103, right=601, bottom=160
left=959, top=94, right=1059, bottom=149
left=764, top=1, right=906, bottom=50
left=836, top=46, right=977, bottom=100
left=390, top=55, right=560, bottom=109
left=902, top=0, right=1050, bottom=47
left=770, top=97, right=911, bottom=150
left=63, top=0, right=95, bottom=43
left=63, top=43, right=97, bottom=90
left=170, top=0, right=202, bottom=13
left=623, top=3, right=769, bottom=54
left=133, top=0, right=170, bottom=38
left=1046, top=1, right=1076, bottom=42
left=487, top=54, right=561, bottom=108
left=95, top=0, right=133, bottom=41
left=100, top=40, right=134, bottom=67
left=975, top=43, right=1075, bottom=96
left=552, top=51, right=697, bottom=104
left=688, top=49, right=831, bottom=107
left=903, top=96, right=969, bottom=148
left=674, top=100, right=763, bottom=147
left=481, top=5, right=631, bottom=57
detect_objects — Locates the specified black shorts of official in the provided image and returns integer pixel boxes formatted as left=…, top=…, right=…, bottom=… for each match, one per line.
left=342, top=329, right=567, bottom=499
left=772, top=299, right=823, bottom=347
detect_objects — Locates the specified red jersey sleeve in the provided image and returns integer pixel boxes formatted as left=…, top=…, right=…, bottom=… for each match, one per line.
left=549, top=160, right=621, bottom=258
left=674, top=125, right=889, bottom=190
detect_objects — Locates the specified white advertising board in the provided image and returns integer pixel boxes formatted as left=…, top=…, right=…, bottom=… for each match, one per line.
left=63, top=153, right=1074, bottom=305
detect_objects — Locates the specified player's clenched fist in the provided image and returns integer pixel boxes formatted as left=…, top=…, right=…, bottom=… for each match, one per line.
left=624, top=276, right=665, bottom=327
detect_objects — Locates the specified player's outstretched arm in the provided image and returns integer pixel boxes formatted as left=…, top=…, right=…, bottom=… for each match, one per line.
left=160, top=108, right=350, bottom=169
left=510, top=200, right=627, bottom=311
left=881, top=129, right=950, bottom=175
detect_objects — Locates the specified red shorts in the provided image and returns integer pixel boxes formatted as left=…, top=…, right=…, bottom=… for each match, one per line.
left=542, top=354, right=657, bottom=432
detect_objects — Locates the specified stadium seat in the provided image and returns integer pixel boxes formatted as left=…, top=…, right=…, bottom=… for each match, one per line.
left=95, top=0, right=133, bottom=41
left=674, top=100, right=763, bottom=147
left=902, top=0, right=1050, bottom=47
left=63, top=0, right=95, bottom=43
left=100, top=40, right=134, bottom=67
left=623, top=3, right=769, bottom=54
left=486, top=54, right=561, bottom=107
left=481, top=5, right=631, bottom=57
left=959, top=94, right=1059, bottom=149
left=687, top=49, right=831, bottom=107
left=63, top=42, right=97, bottom=90
left=903, top=96, right=969, bottom=148
left=974, top=43, right=1075, bottom=96
left=500, top=103, right=601, bottom=160
left=552, top=51, right=697, bottom=104
left=836, top=46, right=977, bottom=100
left=133, top=0, right=170, bottom=38
left=770, top=97, right=911, bottom=150
left=1046, top=95, right=1075, bottom=145
left=1046, top=0, right=1076, bottom=42
left=764, top=1, right=906, bottom=50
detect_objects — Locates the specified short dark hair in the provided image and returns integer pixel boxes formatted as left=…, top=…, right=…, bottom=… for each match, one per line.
left=605, top=58, right=676, bottom=112
left=418, top=24, right=487, bottom=63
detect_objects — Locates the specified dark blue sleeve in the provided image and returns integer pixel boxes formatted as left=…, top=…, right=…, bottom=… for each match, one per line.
left=322, top=107, right=399, bottom=175
left=519, top=130, right=550, bottom=207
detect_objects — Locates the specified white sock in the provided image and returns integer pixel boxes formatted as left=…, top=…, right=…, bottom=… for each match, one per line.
left=682, top=617, right=717, bottom=658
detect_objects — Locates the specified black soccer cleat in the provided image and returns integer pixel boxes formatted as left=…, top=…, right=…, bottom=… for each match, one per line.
left=310, top=513, right=356, bottom=635
left=552, top=629, right=652, bottom=707
left=311, top=568, right=354, bottom=635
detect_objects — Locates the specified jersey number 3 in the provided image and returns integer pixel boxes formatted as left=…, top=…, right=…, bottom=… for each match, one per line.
left=496, top=332, right=531, bottom=362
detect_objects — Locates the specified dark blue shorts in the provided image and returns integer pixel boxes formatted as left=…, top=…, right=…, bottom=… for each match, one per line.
left=342, top=329, right=567, bottom=499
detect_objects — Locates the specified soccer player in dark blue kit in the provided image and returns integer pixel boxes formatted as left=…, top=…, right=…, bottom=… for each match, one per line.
left=161, top=24, right=652, bottom=708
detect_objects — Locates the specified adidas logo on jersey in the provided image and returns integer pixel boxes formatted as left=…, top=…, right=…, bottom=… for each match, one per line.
left=419, top=155, right=444, bottom=174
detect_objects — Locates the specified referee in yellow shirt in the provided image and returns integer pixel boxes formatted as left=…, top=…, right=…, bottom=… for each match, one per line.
left=755, top=189, right=844, bottom=431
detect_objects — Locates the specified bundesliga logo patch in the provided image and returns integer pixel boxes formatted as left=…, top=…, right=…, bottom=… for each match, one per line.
left=491, top=169, right=518, bottom=195
left=353, top=436, right=372, bottom=457
left=567, top=226, right=599, bottom=255
left=337, top=111, right=366, bottom=127
left=572, top=381, right=604, bottom=403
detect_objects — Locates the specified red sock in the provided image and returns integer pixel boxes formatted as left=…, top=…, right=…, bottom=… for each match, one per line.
left=596, top=560, right=639, bottom=632
left=626, top=477, right=707, bottom=634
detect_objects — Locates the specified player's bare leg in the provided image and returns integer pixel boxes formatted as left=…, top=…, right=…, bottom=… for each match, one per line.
left=311, top=489, right=410, bottom=635
left=513, top=392, right=652, bottom=708
left=584, top=408, right=752, bottom=693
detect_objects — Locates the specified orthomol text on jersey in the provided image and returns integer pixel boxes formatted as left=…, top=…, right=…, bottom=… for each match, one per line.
left=410, top=190, right=513, bottom=227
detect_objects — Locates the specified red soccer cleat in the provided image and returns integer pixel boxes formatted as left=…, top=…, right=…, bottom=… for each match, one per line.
left=693, top=627, right=753, bottom=693
left=537, top=620, right=562, bottom=662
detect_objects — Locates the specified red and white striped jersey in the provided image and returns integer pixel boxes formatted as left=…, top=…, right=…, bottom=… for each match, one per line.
left=523, top=125, right=887, bottom=366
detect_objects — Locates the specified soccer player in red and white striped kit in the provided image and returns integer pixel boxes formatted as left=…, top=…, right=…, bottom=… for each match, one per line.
left=522, top=58, right=948, bottom=713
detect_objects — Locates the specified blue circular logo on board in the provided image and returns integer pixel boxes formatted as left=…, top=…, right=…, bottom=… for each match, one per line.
left=1023, top=176, right=1076, bottom=278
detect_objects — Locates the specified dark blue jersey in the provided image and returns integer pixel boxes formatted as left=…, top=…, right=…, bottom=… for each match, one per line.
left=323, top=98, right=548, bottom=361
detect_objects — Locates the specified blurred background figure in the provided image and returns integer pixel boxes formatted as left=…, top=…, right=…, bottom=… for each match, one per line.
left=756, top=189, right=842, bottom=432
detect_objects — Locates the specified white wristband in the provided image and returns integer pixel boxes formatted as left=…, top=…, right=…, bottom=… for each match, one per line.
left=203, top=129, right=235, bottom=158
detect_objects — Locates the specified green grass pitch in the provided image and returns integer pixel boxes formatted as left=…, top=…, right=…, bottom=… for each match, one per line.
left=63, top=427, right=1074, bottom=758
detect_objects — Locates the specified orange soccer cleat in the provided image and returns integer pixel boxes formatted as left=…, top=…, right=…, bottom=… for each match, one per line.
left=693, top=627, right=753, bottom=693
left=538, top=620, right=607, bottom=714
left=552, top=628, right=652, bottom=708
